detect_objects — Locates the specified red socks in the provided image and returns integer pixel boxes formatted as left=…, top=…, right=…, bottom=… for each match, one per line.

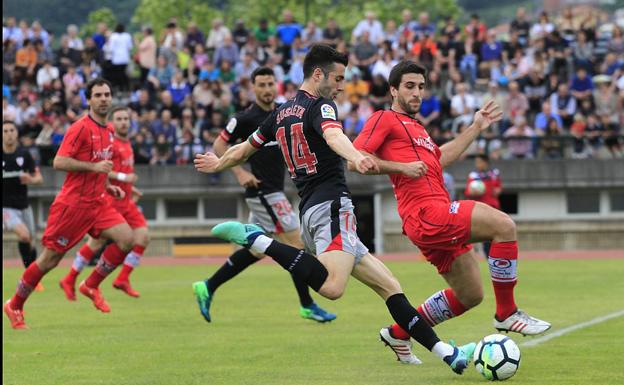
left=84, top=243, right=126, bottom=289
left=11, top=263, right=44, bottom=310
left=115, top=264, right=133, bottom=282
left=488, top=241, right=519, bottom=320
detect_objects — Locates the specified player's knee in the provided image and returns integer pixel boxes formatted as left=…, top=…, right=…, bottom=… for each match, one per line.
left=16, top=232, right=32, bottom=243
left=135, top=232, right=150, bottom=247
left=462, top=289, right=484, bottom=309
left=117, top=235, right=134, bottom=252
left=321, top=283, right=345, bottom=301
left=495, top=214, right=516, bottom=241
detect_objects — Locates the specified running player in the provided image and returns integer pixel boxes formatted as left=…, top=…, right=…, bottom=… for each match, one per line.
left=465, top=154, right=502, bottom=256
left=351, top=61, right=550, bottom=363
left=192, top=67, right=335, bottom=323
left=59, top=106, right=149, bottom=300
left=3, top=120, right=44, bottom=290
left=195, top=44, right=475, bottom=374
left=4, top=78, right=135, bottom=329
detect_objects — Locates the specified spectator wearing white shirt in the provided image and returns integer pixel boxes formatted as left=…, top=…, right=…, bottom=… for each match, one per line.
left=206, top=18, right=231, bottom=51
left=161, top=20, right=185, bottom=50
left=549, top=83, right=577, bottom=129
left=301, top=21, right=323, bottom=46
left=108, top=24, right=133, bottom=91
left=450, top=82, right=477, bottom=133
left=351, top=11, right=384, bottom=45
left=371, top=51, right=398, bottom=80
left=36, top=60, right=59, bottom=91
left=530, top=12, right=555, bottom=40
left=234, top=52, right=259, bottom=82
left=66, top=24, right=84, bottom=51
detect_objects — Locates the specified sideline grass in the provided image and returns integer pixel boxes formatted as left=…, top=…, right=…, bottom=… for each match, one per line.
left=4, top=259, right=624, bottom=385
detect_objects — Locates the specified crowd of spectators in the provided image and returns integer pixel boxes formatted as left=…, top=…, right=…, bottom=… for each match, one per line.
left=3, top=6, right=623, bottom=167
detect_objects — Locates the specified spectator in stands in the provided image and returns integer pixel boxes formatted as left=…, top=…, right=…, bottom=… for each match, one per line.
left=414, top=12, right=436, bottom=40
left=398, top=9, right=416, bottom=43
left=161, top=19, right=185, bottom=50
left=66, top=24, right=83, bottom=51
left=213, top=34, right=239, bottom=67
left=136, top=26, right=157, bottom=85
left=302, top=21, right=323, bottom=46
left=352, top=11, right=384, bottom=46
left=14, top=38, right=37, bottom=85
left=151, top=109, right=177, bottom=144
left=3, top=17, right=22, bottom=44
left=234, top=51, right=259, bottom=82
left=479, top=30, right=503, bottom=76
left=151, top=133, right=175, bottom=165
left=322, top=18, right=343, bottom=49
left=175, top=128, right=204, bottom=164
left=159, top=90, right=181, bottom=119
left=36, top=60, right=59, bottom=91
left=350, top=31, right=378, bottom=81
left=550, top=83, right=577, bottom=128
left=534, top=100, right=563, bottom=134
left=510, top=7, right=531, bottom=46
left=253, top=19, right=274, bottom=47
left=185, top=22, right=205, bottom=52
left=62, top=64, right=84, bottom=97
left=417, top=87, right=441, bottom=130
left=276, top=10, right=302, bottom=69
left=531, top=11, right=555, bottom=40
left=29, top=21, right=49, bottom=48
left=465, top=14, right=487, bottom=42
left=593, top=76, right=619, bottom=128
left=505, top=116, right=536, bottom=158
left=92, top=22, right=108, bottom=50
left=450, top=82, right=477, bottom=133
left=411, top=32, right=437, bottom=70
left=206, top=18, right=231, bottom=52
left=505, top=81, right=529, bottom=125
left=168, top=71, right=192, bottom=106
left=107, top=23, right=133, bottom=91
left=540, top=117, right=564, bottom=159
left=55, top=35, right=80, bottom=75
left=570, top=66, right=594, bottom=103
left=231, top=19, right=249, bottom=49
left=148, top=55, right=175, bottom=91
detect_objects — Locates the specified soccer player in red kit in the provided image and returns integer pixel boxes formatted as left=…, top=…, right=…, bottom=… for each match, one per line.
left=60, top=106, right=149, bottom=300
left=4, top=78, right=134, bottom=329
left=352, top=61, right=550, bottom=363
left=465, top=154, right=502, bottom=256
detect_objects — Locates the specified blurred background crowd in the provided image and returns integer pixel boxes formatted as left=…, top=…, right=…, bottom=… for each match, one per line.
left=3, top=4, right=623, bottom=168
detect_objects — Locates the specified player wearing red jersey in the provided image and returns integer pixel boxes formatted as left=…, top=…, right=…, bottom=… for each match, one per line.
left=352, top=61, right=550, bottom=363
left=465, top=154, right=502, bottom=256
left=4, top=79, right=134, bottom=329
left=60, top=106, right=149, bottom=300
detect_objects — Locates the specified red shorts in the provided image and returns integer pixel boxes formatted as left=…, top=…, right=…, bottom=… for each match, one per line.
left=42, top=200, right=126, bottom=254
left=403, top=200, right=475, bottom=274
left=108, top=198, right=147, bottom=229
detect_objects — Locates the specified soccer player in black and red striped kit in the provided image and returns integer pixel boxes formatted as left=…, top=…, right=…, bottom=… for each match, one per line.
left=194, top=44, right=475, bottom=374
left=192, top=67, right=336, bottom=323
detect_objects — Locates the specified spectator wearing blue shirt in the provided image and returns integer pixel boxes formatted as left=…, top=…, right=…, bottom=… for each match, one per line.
left=534, top=100, right=563, bottom=134
left=150, top=109, right=178, bottom=144
left=213, top=34, right=239, bottom=67
left=416, top=88, right=441, bottom=129
left=168, top=71, right=192, bottom=105
left=570, top=67, right=594, bottom=102
left=413, top=12, right=436, bottom=39
left=480, top=31, right=503, bottom=62
left=276, top=10, right=302, bottom=70
left=92, top=22, right=107, bottom=50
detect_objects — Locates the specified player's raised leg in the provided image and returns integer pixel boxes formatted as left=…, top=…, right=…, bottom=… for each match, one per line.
left=60, top=237, right=106, bottom=301
left=470, top=201, right=551, bottom=335
left=113, top=226, right=149, bottom=298
left=80, top=220, right=133, bottom=313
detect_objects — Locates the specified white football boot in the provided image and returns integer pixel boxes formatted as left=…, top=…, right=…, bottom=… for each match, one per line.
left=494, top=309, right=551, bottom=336
left=379, top=327, right=423, bottom=364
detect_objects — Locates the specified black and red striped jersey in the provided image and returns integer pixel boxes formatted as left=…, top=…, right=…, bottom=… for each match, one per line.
left=249, top=90, right=349, bottom=211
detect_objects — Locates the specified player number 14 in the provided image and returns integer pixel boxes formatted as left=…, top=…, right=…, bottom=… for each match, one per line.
left=276, top=123, right=318, bottom=175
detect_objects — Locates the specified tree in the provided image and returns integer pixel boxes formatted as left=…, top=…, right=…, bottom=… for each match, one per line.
left=80, top=7, right=117, bottom=39
left=132, top=0, right=222, bottom=38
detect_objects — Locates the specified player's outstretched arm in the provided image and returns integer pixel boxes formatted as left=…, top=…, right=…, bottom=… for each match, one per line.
left=194, top=141, right=257, bottom=173
left=323, top=127, right=379, bottom=174
left=439, top=100, right=502, bottom=168
left=348, top=151, right=428, bottom=178
left=213, top=135, right=261, bottom=188
left=53, top=156, right=112, bottom=173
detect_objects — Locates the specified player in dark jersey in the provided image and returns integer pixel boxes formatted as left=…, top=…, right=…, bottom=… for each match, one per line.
left=351, top=61, right=550, bottom=362
left=194, top=44, right=475, bottom=374
left=192, top=67, right=336, bottom=323
left=3, top=120, right=44, bottom=290
left=4, top=79, right=135, bottom=329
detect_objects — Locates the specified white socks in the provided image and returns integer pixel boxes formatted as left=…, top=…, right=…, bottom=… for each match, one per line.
left=431, top=341, right=455, bottom=359
left=249, top=234, right=273, bottom=254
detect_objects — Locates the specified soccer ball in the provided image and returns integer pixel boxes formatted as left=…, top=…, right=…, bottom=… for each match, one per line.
left=473, top=334, right=521, bottom=381
left=468, top=179, right=486, bottom=197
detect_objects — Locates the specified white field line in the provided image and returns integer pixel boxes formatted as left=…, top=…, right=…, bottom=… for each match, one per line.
left=521, top=310, right=624, bottom=347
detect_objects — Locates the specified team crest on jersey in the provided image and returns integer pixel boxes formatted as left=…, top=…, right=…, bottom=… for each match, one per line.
left=226, top=118, right=237, bottom=134
left=57, top=236, right=69, bottom=247
left=16, top=157, right=24, bottom=167
left=449, top=201, right=460, bottom=214
left=320, top=104, right=336, bottom=120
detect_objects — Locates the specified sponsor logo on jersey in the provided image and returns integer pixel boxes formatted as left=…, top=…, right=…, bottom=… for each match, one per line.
left=92, top=145, right=113, bottom=161
left=320, top=104, right=336, bottom=120
left=413, top=136, right=435, bottom=152
left=16, top=157, right=24, bottom=167
left=57, top=236, right=69, bottom=247
left=226, top=118, right=237, bottom=133
left=449, top=201, right=460, bottom=214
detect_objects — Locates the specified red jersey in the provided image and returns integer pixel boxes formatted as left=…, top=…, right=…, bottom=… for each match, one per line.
left=55, top=114, right=114, bottom=208
left=353, top=110, right=449, bottom=220
left=464, top=169, right=502, bottom=209
left=109, top=136, right=135, bottom=207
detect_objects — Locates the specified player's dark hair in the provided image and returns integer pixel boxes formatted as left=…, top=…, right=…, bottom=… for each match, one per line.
left=303, top=44, right=348, bottom=79
left=85, top=78, right=113, bottom=100
left=108, top=105, right=129, bottom=119
left=475, top=153, right=490, bottom=163
left=388, top=61, right=427, bottom=89
left=251, top=67, right=275, bottom=84
left=3, top=120, right=17, bottom=129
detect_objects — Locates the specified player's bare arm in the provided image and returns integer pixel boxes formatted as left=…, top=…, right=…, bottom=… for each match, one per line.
left=53, top=156, right=113, bottom=173
left=439, top=100, right=502, bottom=168
left=194, top=140, right=258, bottom=173
left=322, top=127, right=378, bottom=174
left=348, top=151, right=428, bottom=178
left=213, top=135, right=261, bottom=188
left=19, top=167, right=43, bottom=185
left=104, top=178, right=126, bottom=200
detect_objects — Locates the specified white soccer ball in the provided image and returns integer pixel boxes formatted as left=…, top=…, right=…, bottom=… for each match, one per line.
left=473, top=334, right=521, bottom=381
left=468, top=180, right=486, bottom=197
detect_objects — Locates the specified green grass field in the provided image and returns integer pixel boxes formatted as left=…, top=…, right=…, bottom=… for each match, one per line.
left=3, top=259, right=624, bottom=385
